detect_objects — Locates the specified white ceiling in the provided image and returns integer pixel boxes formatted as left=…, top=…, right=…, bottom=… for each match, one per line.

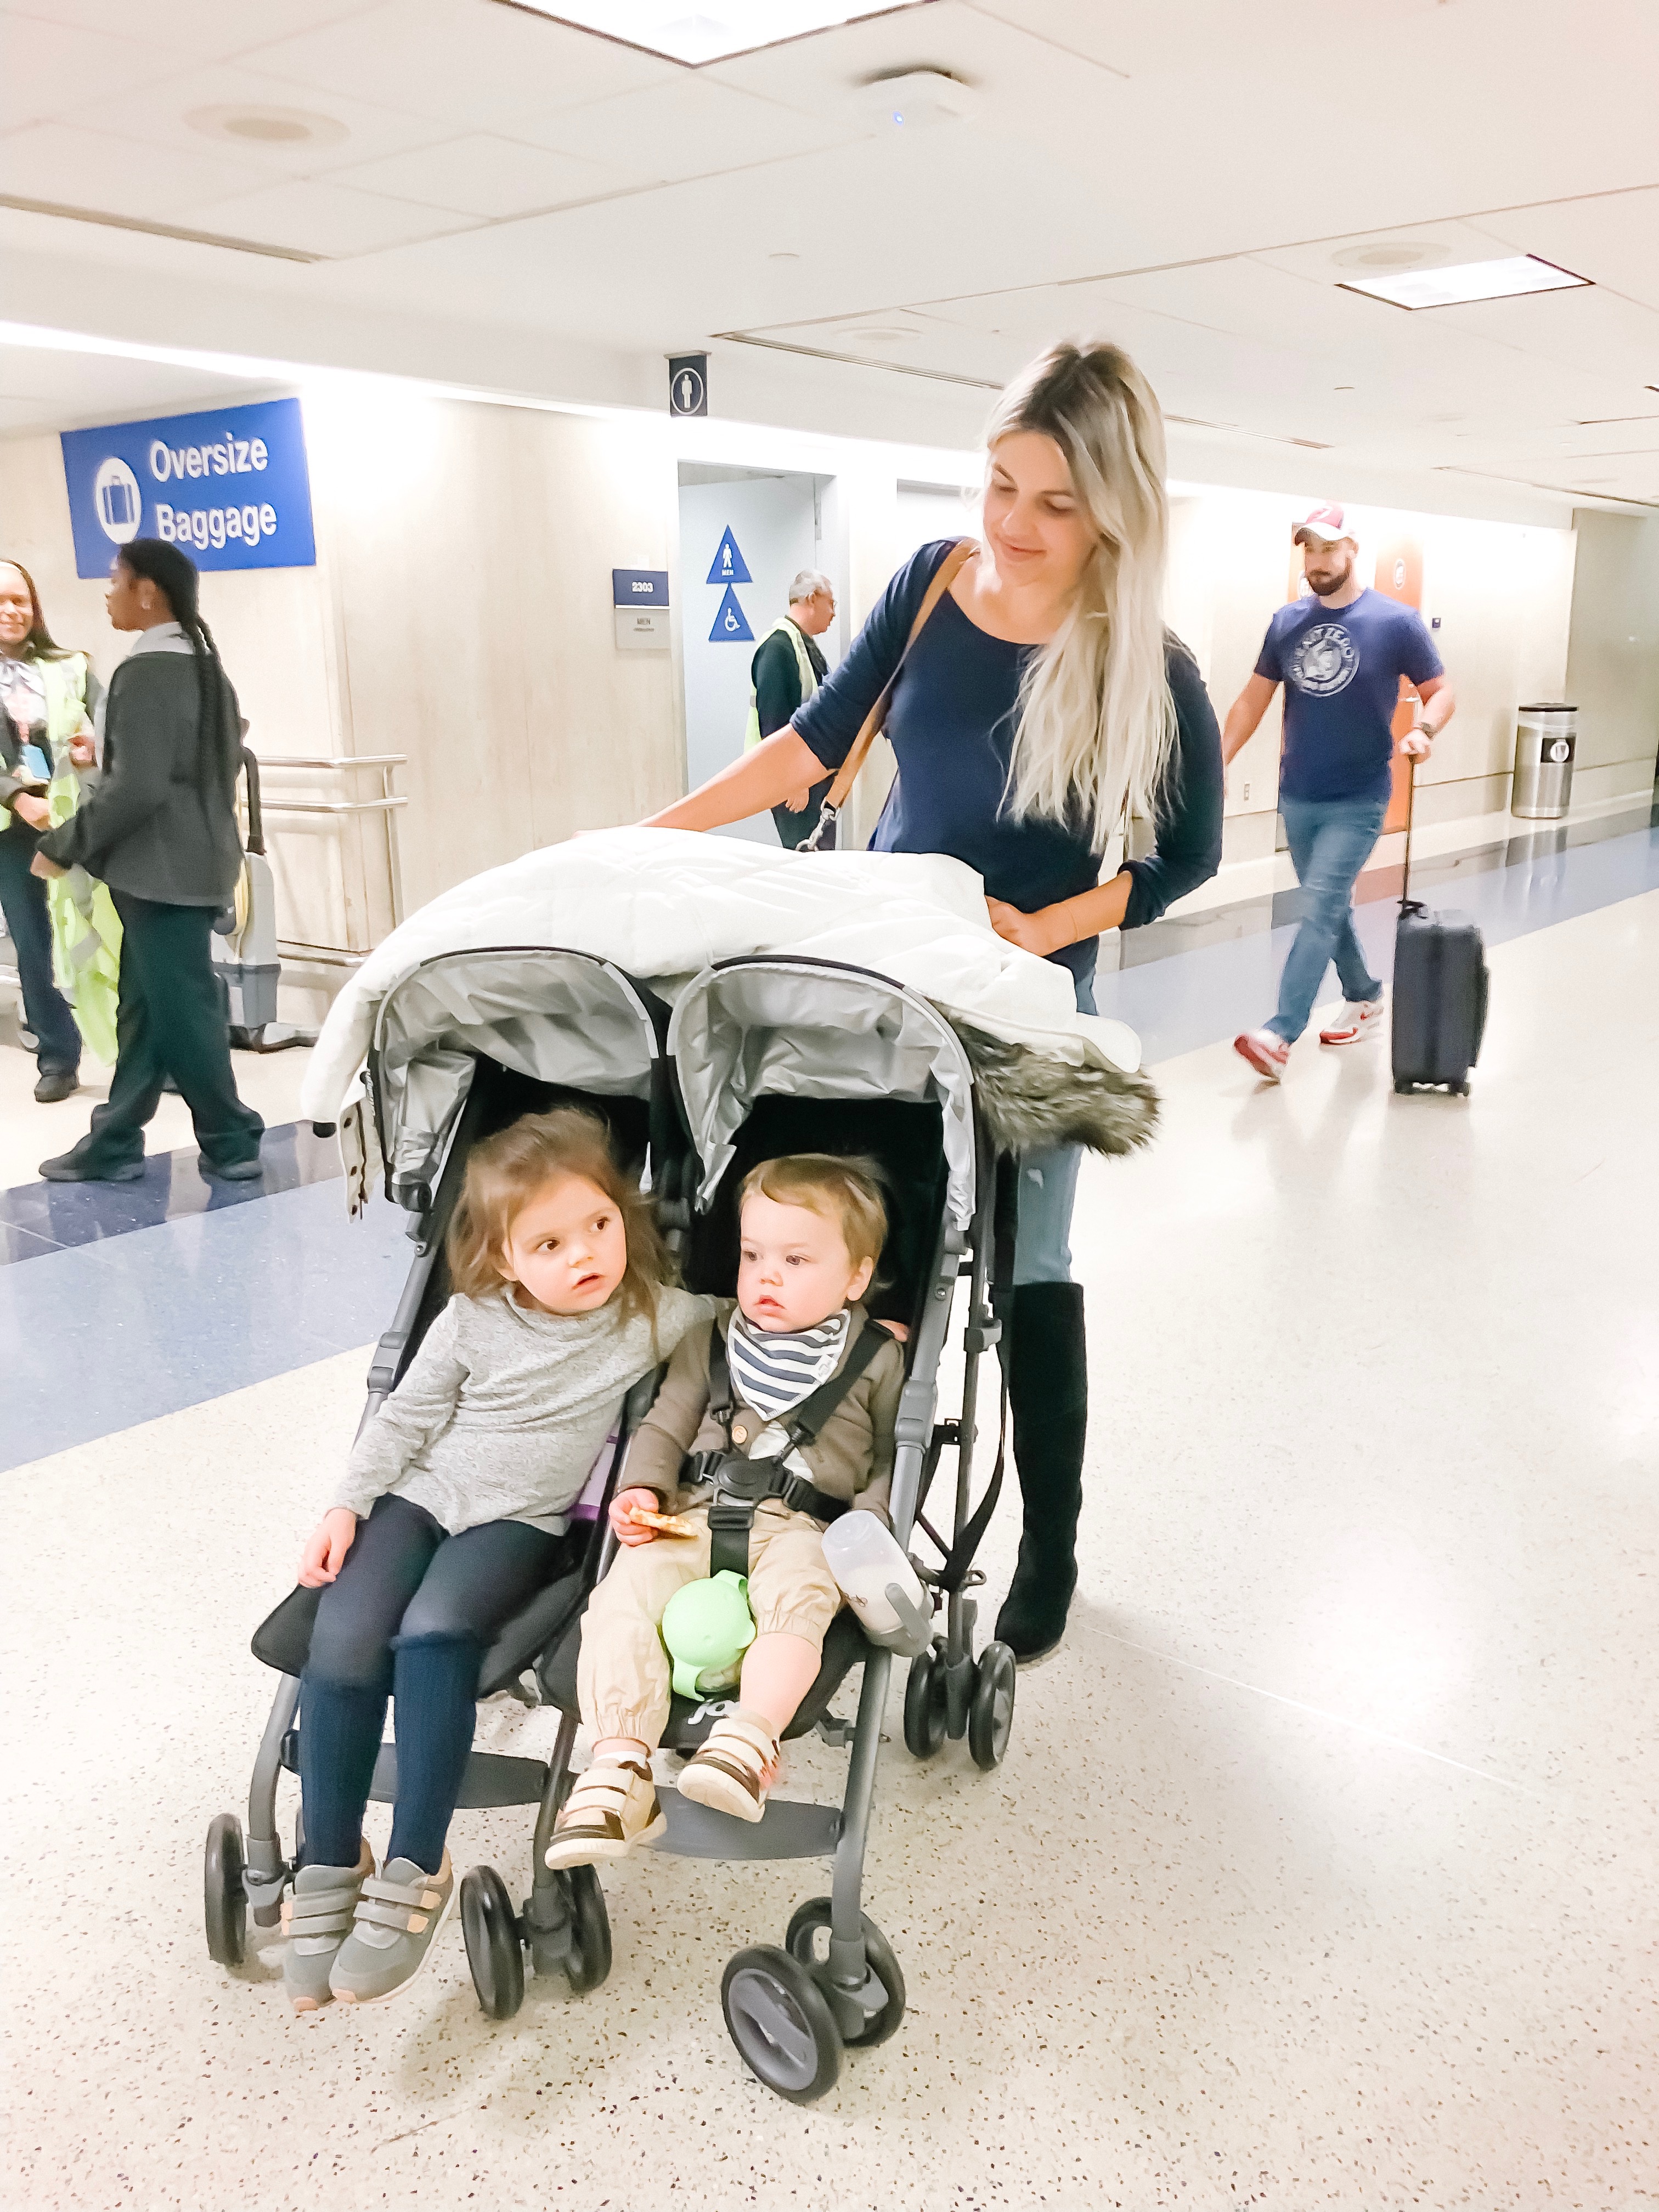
left=2, top=0, right=1657, bottom=510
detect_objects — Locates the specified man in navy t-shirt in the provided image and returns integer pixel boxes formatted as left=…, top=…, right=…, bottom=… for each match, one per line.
left=1222, top=504, right=1455, bottom=1082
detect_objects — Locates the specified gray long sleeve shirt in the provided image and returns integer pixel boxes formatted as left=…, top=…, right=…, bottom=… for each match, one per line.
left=334, top=1284, right=713, bottom=1536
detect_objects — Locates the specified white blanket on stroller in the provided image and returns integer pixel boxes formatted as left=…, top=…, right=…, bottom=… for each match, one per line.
left=298, top=828, right=1143, bottom=1124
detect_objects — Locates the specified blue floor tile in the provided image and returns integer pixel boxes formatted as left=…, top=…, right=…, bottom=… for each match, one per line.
left=0, top=1181, right=413, bottom=1470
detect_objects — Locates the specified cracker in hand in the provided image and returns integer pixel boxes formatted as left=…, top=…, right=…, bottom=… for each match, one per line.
left=628, top=1504, right=697, bottom=1538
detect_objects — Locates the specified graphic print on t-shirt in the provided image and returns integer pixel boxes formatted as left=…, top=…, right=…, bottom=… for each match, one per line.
left=1286, top=623, right=1359, bottom=697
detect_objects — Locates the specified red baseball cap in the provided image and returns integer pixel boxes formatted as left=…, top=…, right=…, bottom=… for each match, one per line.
left=1293, top=503, right=1355, bottom=546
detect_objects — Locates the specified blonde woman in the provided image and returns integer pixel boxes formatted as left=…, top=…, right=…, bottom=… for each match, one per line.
left=646, top=340, right=1224, bottom=1664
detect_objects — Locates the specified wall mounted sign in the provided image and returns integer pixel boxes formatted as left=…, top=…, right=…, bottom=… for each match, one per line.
left=60, top=397, right=316, bottom=577
left=668, top=353, right=709, bottom=418
left=612, top=566, right=670, bottom=651
left=706, top=526, right=751, bottom=584
left=709, top=584, right=754, bottom=642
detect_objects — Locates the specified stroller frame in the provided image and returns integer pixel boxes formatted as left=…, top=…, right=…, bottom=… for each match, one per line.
left=205, top=949, right=1016, bottom=2103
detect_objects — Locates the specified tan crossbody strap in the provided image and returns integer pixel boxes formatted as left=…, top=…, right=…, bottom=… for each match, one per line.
left=821, top=538, right=979, bottom=814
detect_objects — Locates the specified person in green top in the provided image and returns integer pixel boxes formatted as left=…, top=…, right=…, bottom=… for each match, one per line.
left=747, top=569, right=837, bottom=849
left=0, top=560, right=102, bottom=1103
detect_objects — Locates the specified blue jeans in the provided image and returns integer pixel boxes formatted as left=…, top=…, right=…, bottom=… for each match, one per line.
left=1268, top=794, right=1388, bottom=1044
left=1013, top=970, right=1095, bottom=1286
left=0, top=824, right=81, bottom=1075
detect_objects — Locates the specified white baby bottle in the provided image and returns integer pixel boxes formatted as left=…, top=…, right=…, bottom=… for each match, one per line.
left=821, top=1513, right=928, bottom=1641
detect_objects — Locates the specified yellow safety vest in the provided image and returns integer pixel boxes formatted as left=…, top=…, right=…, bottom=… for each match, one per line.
left=744, top=617, right=818, bottom=751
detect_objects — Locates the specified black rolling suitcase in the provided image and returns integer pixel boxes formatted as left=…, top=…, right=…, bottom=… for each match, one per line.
left=1391, top=763, right=1488, bottom=1095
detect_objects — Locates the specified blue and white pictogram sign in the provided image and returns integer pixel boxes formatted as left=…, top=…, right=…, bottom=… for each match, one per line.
left=709, top=585, right=754, bottom=643
left=706, top=527, right=752, bottom=586
left=60, top=397, right=317, bottom=577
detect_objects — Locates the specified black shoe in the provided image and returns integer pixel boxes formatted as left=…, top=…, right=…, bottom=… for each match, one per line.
left=994, top=1282, right=1088, bottom=1666
left=38, top=1149, right=144, bottom=1184
left=33, top=1070, right=80, bottom=1104
left=200, top=1154, right=263, bottom=1182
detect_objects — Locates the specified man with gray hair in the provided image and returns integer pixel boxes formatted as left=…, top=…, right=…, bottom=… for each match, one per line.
left=747, top=568, right=837, bottom=848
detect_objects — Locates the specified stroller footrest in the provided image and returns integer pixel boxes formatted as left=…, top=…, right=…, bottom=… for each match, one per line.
left=657, top=1788, right=840, bottom=1861
left=372, top=1746, right=553, bottom=1810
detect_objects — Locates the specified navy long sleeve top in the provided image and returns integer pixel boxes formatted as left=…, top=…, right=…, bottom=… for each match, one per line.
left=793, top=539, right=1224, bottom=981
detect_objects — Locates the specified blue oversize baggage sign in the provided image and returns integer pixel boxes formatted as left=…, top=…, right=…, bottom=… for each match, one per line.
left=60, top=397, right=317, bottom=577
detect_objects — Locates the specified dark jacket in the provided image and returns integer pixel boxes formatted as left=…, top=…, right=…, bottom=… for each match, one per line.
left=752, top=619, right=828, bottom=740
left=38, top=646, right=244, bottom=906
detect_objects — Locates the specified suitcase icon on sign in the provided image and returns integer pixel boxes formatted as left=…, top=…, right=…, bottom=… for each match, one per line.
left=99, top=476, right=137, bottom=529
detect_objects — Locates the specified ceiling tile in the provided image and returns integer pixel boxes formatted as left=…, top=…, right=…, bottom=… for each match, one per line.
left=0, top=121, right=274, bottom=218
left=0, top=11, right=178, bottom=132
left=57, top=61, right=459, bottom=174
left=174, top=175, right=472, bottom=256
left=520, top=75, right=862, bottom=180
left=236, top=0, right=675, bottom=134
left=3, top=1, right=381, bottom=55
left=324, top=131, right=634, bottom=217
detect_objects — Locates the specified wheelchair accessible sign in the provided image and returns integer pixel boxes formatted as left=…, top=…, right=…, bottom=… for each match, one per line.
left=60, top=397, right=317, bottom=577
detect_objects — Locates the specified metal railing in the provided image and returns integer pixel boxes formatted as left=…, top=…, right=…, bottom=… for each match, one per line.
left=253, top=753, right=407, bottom=968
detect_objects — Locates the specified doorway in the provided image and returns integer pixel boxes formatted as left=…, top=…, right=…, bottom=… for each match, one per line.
left=677, top=464, right=832, bottom=844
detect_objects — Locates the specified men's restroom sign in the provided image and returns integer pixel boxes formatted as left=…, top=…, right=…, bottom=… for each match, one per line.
left=706, top=526, right=751, bottom=585
left=60, top=397, right=316, bottom=576
left=710, top=585, right=754, bottom=642
left=668, top=353, right=709, bottom=418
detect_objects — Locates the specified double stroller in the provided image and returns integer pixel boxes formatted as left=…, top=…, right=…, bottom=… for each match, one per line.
left=205, top=945, right=1022, bottom=2101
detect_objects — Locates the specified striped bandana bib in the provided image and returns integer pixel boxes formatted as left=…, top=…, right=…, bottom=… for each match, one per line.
left=725, top=1307, right=850, bottom=1426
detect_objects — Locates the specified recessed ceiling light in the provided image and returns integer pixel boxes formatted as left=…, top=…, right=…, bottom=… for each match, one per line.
left=188, top=104, right=348, bottom=146
left=503, top=2, right=930, bottom=65
left=1340, top=253, right=1589, bottom=309
left=769, top=250, right=801, bottom=262
left=842, top=325, right=918, bottom=345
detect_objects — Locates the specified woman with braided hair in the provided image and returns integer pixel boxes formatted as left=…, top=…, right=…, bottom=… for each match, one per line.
left=33, top=538, right=263, bottom=1183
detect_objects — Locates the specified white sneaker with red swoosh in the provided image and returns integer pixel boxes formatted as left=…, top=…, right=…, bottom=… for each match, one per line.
left=1318, top=995, right=1386, bottom=1046
left=1233, top=1029, right=1290, bottom=1082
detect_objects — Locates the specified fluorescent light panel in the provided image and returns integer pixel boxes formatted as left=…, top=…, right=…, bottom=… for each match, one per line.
left=507, top=2, right=927, bottom=64
left=1340, top=253, right=1589, bottom=309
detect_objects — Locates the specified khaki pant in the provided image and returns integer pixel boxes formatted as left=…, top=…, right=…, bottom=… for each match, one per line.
left=577, top=1499, right=840, bottom=1747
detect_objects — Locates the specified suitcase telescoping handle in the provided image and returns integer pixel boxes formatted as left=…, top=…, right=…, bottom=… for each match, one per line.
left=1399, top=755, right=1418, bottom=917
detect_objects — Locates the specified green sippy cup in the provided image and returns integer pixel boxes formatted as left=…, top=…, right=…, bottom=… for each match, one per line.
left=661, top=1571, right=757, bottom=1698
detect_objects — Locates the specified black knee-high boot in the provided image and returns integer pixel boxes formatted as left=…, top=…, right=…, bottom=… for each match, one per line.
left=994, top=1282, right=1088, bottom=1664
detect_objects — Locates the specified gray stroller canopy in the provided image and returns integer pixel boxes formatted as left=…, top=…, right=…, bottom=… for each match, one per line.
left=371, top=948, right=662, bottom=1195
left=670, top=959, right=978, bottom=1232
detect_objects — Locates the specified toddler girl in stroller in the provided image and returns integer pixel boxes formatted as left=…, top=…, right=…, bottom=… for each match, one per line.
left=548, top=1153, right=904, bottom=1863
left=282, top=1105, right=709, bottom=2012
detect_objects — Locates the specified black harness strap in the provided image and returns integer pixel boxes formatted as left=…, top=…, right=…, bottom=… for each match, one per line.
left=698, top=1319, right=890, bottom=1579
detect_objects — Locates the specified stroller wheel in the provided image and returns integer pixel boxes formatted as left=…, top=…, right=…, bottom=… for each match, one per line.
left=561, top=1865, right=612, bottom=1994
left=461, top=1864, right=524, bottom=2020
left=968, top=1641, right=1018, bottom=1771
left=204, top=1813, right=247, bottom=1967
left=785, top=1898, right=906, bottom=2049
left=902, top=1644, right=949, bottom=1759
left=723, top=1946, right=842, bottom=2103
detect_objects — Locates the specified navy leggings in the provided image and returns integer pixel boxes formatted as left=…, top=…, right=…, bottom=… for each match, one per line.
left=300, top=1494, right=562, bottom=1874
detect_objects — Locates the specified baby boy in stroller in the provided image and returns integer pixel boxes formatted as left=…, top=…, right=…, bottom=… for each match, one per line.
left=548, top=1152, right=904, bottom=1864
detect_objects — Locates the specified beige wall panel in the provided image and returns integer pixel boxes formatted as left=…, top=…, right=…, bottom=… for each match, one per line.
left=305, top=391, right=680, bottom=918
left=1564, top=511, right=1659, bottom=783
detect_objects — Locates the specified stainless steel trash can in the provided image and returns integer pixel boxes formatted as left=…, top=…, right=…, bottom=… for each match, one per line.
left=1513, top=703, right=1576, bottom=820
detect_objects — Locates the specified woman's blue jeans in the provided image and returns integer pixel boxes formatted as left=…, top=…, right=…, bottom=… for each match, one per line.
left=1267, top=793, right=1389, bottom=1044
left=1013, top=971, right=1095, bottom=1286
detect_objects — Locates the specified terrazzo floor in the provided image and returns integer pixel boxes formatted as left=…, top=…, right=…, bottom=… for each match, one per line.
left=4, top=891, right=1655, bottom=2210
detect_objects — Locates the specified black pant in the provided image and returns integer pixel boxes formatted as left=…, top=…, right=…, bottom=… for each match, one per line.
left=0, top=823, right=80, bottom=1075
left=73, top=890, right=263, bottom=1171
left=300, top=1494, right=563, bottom=1872
left=772, top=776, right=834, bottom=851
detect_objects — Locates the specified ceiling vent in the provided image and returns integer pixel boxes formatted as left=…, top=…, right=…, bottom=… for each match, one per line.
left=188, top=105, right=348, bottom=148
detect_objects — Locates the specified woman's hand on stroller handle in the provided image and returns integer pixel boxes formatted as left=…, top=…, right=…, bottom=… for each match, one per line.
left=610, top=1487, right=663, bottom=1547
left=298, top=1507, right=358, bottom=1586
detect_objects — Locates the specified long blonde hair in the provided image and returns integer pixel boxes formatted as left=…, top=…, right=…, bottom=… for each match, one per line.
left=985, top=340, right=1176, bottom=833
